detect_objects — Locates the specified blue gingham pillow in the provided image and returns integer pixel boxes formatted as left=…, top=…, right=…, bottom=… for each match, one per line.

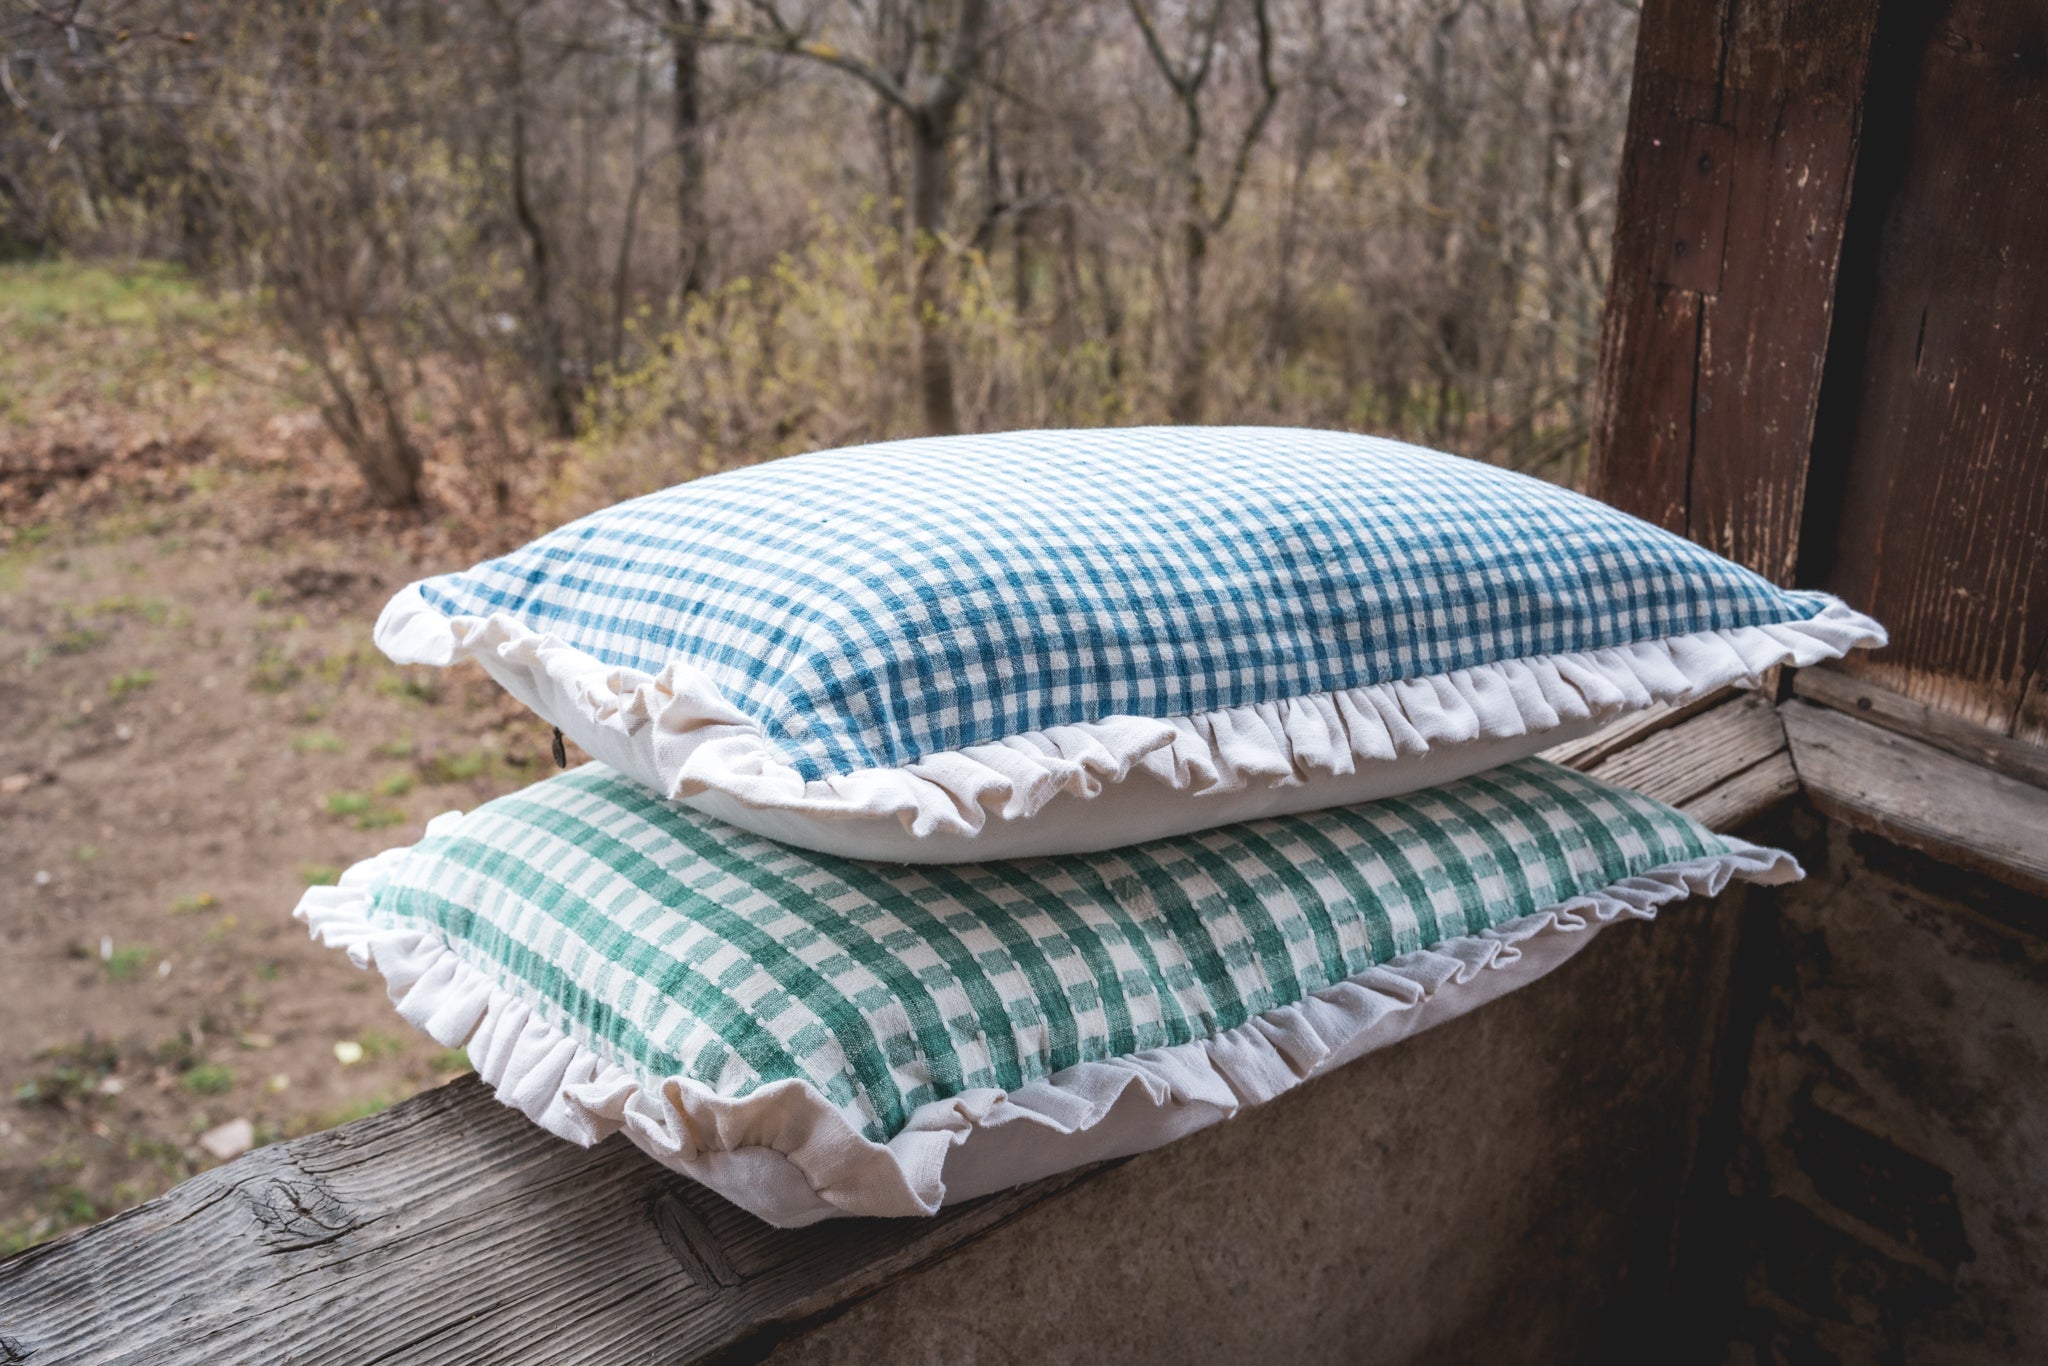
left=376, top=427, right=1882, bottom=860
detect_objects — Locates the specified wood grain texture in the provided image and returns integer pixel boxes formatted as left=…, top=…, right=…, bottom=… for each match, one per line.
left=0, top=695, right=1791, bottom=1364
left=1799, top=0, right=2048, bottom=738
left=1590, top=0, right=1881, bottom=583
left=1681, top=750, right=1800, bottom=834
left=1783, top=700, right=2048, bottom=898
left=1586, top=0, right=1726, bottom=531
left=0, top=1078, right=1106, bottom=1365
left=1536, top=687, right=1801, bottom=837
left=1587, top=691, right=1786, bottom=813
left=1539, top=686, right=1744, bottom=771
left=1793, top=667, right=2048, bottom=790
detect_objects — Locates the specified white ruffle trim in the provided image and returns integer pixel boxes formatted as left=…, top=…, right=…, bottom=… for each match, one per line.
left=296, top=828, right=1801, bottom=1227
left=375, top=585, right=1884, bottom=844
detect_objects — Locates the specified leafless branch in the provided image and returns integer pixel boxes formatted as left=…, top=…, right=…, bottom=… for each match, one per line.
left=1206, top=0, right=1277, bottom=233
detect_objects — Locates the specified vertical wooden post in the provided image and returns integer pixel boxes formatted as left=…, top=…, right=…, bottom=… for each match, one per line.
left=1801, top=0, right=2048, bottom=740
left=1589, top=0, right=1882, bottom=585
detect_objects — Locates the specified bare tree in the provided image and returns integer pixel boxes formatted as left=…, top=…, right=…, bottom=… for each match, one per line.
left=485, top=0, right=577, bottom=437
left=610, top=39, right=656, bottom=367
left=680, top=0, right=991, bottom=436
left=1127, top=0, right=1279, bottom=424
left=661, top=0, right=712, bottom=298
left=3, top=0, right=1640, bottom=503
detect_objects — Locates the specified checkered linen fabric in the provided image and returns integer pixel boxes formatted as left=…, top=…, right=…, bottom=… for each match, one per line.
left=412, top=427, right=1839, bottom=782
left=362, top=757, right=1728, bottom=1144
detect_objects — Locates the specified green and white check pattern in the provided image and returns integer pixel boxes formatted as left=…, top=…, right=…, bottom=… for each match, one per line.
left=364, top=759, right=1726, bottom=1143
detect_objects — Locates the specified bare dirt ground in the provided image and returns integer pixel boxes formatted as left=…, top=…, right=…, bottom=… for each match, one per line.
left=0, top=264, right=569, bottom=1253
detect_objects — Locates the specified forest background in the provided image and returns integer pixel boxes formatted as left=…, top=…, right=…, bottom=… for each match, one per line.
left=0, top=0, right=1636, bottom=1253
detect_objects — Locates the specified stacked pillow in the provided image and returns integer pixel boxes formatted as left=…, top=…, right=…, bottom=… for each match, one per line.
left=301, top=426, right=1882, bottom=1225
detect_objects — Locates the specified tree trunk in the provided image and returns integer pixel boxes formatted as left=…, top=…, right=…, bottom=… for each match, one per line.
left=1052, top=201, right=1083, bottom=353
left=1089, top=229, right=1128, bottom=384
left=611, top=54, right=653, bottom=368
left=1011, top=177, right=1035, bottom=317
left=910, top=110, right=960, bottom=436
left=665, top=0, right=710, bottom=299
left=500, top=10, right=576, bottom=438
left=1170, top=216, right=1208, bottom=423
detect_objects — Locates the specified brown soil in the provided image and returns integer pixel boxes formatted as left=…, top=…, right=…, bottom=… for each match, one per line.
left=0, top=372, right=569, bottom=1255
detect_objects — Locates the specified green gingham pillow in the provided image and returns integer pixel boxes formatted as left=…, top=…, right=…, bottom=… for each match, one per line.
left=375, top=426, right=1882, bottom=863
left=298, top=757, right=1799, bottom=1226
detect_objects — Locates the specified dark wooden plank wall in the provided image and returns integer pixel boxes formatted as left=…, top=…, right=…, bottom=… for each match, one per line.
left=1591, top=0, right=1882, bottom=584
left=1594, top=0, right=2047, bottom=745
left=1799, top=0, right=2048, bottom=741
left=1597, top=4, right=2048, bottom=1354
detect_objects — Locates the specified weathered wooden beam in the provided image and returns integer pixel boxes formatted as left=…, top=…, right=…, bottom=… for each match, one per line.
left=1550, top=689, right=1798, bottom=834
left=0, top=695, right=1793, bottom=1364
left=1585, top=691, right=1785, bottom=815
left=1793, top=667, right=2048, bottom=791
left=0, top=1076, right=1108, bottom=1365
left=1680, top=750, right=1799, bottom=835
left=1782, top=699, right=2048, bottom=899
left=1590, top=0, right=1882, bottom=584
left=1538, top=687, right=1738, bottom=772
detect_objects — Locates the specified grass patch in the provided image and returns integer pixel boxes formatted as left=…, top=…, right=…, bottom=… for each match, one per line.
left=13, top=1037, right=121, bottom=1107
left=375, top=669, right=441, bottom=705
left=323, top=791, right=372, bottom=817
left=180, top=1063, right=235, bottom=1096
left=106, top=668, right=158, bottom=700
left=102, top=944, right=154, bottom=982
left=125, top=1135, right=191, bottom=1179
left=300, top=864, right=342, bottom=887
left=293, top=731, right=344, bottom=755
left=51, top=626, right=107, bottom=655
left=0, top=531, right=52, bottom=593
left=169, top=892, right=219, bottom=916
left=309, top=644, right=377, bottom=685
left=0, top=1185, right=103, bottom=1256
left=429, top=1048, right=473, bottom=1075
left=324, top=789, right=403, bottom=830
left=151, top=1033, right=200, bottom=1073
left=248, top=647, right=302, bottom=694
left=0, top=1221, right=45, bottom=1259
left=317, top=1094, right=396, bottom=1128
left=419, top=749, right=494, bottom=785
left=47, top=1184, right=99, bottom=1226
left=0, top=260, right=218, bottom=340
left=374, top=770, right=415, bottom=798
left=91, top=594, right=171, bottom=624
left=357, top=1030, right=408, bottom=1061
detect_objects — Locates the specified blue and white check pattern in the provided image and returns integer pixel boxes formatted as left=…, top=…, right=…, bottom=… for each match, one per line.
left=415, top=427, right=1837, bottom=781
